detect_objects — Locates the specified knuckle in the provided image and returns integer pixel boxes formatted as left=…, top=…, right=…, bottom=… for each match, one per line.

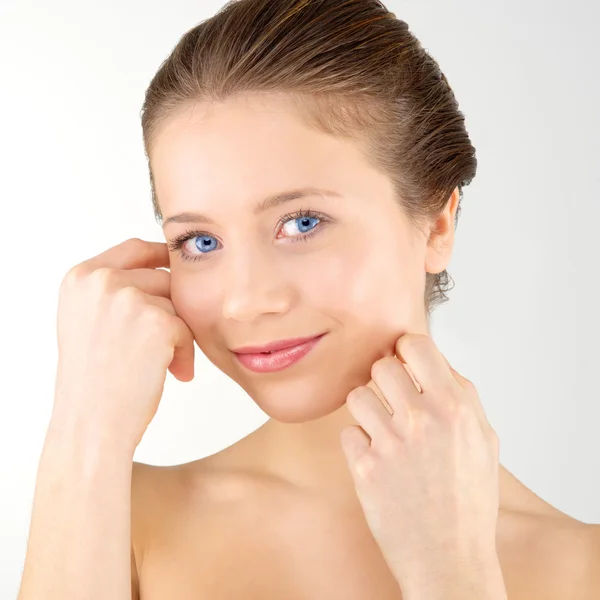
left=124, top=237, right=150, bottom=259
left=415, top=406, right=435, bottom=429
left=347, top=387, right=369, bottom=408
left=90, top=267, right=119, bottom=291
left=355, top=453, right=377, bottom=479
left=488, top=426, right=500, bottom=447
left=462, top=378, right=477, bottom=393
left=437, top=374, right=458, bottom=392
left=113, top=284, right=142, bottom=310
left=143, top=304, right=170, bottom=331
left=441, top=398, right=470, bottom=423
left=454, top=400, right=472, bottom=419
left=60, top=265, right=85, bottom=291
left=379, top=430, right=401, bottom=455
left=125, top=237, right=145, bottom=249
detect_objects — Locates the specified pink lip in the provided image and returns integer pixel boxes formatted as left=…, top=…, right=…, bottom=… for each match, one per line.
left=233, top=333, right=326, bottom=373
left=232, top=333, right=326, bottom=354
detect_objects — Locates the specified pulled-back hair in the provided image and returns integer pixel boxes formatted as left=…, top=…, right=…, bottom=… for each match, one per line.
left=140, top=0, right=477, bottom=317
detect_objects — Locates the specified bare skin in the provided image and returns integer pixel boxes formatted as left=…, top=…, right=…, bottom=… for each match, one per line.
left=128, top=92, right=600, bottom=599
left=129, top=435, right=600, bottom=600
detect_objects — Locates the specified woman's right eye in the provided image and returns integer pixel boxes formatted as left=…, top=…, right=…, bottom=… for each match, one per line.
left=167, top=229, right=219, bottom=263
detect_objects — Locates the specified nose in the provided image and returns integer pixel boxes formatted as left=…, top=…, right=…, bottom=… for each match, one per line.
left=222, top=245, right=293, bottom=322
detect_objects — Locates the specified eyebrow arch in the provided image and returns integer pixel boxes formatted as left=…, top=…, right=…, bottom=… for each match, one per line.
left=161, top=187, right=343, bottom=228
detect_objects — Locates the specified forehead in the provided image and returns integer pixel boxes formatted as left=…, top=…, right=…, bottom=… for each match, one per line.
left=149, top=93, right=381, bottom=215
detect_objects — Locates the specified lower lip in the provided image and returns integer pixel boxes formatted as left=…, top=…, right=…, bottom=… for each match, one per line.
left=234, top=334, right=326, bottom=373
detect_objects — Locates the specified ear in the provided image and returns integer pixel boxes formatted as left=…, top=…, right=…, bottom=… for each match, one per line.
left=424, top=186, right=460, bottom=275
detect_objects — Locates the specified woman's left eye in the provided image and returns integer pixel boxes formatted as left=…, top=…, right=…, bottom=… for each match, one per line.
left=167, top=209, right=327, bottom=263
left=279, top=212, right=321, bottom=238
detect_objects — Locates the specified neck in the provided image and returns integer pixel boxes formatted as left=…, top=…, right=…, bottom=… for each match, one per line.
left=250, top=401, right=363, bottom=501
left=238, top=403, right=548, bottom=518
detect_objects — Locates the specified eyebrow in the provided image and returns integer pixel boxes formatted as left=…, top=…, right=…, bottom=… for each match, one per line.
left=161, top=187, right=343, bottom=228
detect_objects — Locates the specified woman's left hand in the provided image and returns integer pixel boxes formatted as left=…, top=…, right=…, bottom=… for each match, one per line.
left=340, top=333, right=507, bottom=600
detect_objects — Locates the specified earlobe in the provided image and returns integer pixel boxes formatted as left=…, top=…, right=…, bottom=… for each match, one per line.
left=424, top=187, right=460, bottom=274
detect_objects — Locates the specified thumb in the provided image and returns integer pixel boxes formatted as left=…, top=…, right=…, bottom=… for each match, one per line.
left=340, top=425, right=372, bottom=478
left=169, top=337, right=195, bottom=382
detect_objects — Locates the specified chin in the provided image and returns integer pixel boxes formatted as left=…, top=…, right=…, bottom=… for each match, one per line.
left=253, top=394, right=346, bottom=423
left=259, top=405, right=341, bottom=424
left=232, top=359, right=375, bottom=423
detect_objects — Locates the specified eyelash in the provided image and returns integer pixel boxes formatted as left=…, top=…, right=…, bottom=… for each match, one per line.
left=167, top=208, right=328, bottom=263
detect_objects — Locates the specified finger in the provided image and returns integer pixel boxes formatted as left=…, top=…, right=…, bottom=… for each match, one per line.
left=340, top=425, right=372, bottom=477
left=78, top=238, right=170, bottom=274
left=365, top=379, right=394, bottom=414
left=395, top=334, right=457, bottom=394
left=138, top=292, right=196, bottom=381
left=440, top=353, right=470, bottom=389
left=439, top=354, right=490, bottom=429
left=115, top=268, right=171, bottom=299
left=137, top=290, right=177, bottom=315
left=346, top=385, right=393, bottom=441
left=370, top=357, right=415, bottom=429
left=168, top=313, right=196, bottom=381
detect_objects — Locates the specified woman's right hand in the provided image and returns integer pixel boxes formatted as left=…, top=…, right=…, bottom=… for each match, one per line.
left=50, top=237, right=195, bottom=453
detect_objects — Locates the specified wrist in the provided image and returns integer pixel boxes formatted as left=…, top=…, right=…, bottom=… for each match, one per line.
left=46, top=412, right=137, bottom=463
left=397, top=551, right=506, bottom=600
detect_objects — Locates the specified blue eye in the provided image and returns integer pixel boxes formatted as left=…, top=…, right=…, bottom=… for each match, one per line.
left=281, top=214, right=320, bottom=236
left=193, top=236, right=219, bottom=253
left=167, top=208, right=327, bottom=263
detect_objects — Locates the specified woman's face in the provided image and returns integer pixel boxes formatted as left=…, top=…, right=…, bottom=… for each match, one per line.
left=150, top=92, right=454, bottom=423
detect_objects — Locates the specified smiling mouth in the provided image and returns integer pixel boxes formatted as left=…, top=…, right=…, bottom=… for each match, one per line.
left=231, top=333, right=327, bottom=355
left=232, top=333, right=327, bottom=373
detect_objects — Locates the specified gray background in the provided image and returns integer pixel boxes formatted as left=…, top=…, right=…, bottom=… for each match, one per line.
left=1, top=0, right=598, bottom=597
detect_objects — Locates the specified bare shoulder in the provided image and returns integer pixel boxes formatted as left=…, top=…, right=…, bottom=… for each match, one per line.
left=130, top=458, right=213, bottom=530
left=130, top=461, right=166, bottom=587
left=129, top=459, right=211, bottom=583
left=500, top=509, right=600, bottom=600
left=129, top=455, right=239, bottom=546
left=569, top=521, right=600, bottom=598
left=538, top=517, right=600, bottom=598
left=129, top=454, right=275, bottom=598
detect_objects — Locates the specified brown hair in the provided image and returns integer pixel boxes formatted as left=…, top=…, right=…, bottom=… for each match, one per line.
left=140, top=0, right=477, bottom=317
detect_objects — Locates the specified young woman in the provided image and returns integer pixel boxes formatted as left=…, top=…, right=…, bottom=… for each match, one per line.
left=17, top=1, right=600, bottom=599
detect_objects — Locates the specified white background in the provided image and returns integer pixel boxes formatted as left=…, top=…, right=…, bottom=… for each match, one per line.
left=1, top=0, right=599, bottom=597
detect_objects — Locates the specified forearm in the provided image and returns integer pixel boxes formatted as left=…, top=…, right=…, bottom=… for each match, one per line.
left=17, top=418, right=135, bottom=600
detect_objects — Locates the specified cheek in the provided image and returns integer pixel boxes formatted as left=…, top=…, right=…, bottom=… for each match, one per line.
left=168, top=273, right=221, bottom=331
left=304, top=240, right=418, bottom=326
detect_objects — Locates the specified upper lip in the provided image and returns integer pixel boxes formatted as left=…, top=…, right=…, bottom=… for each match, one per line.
left=231, top=333, right=326, bottom=354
